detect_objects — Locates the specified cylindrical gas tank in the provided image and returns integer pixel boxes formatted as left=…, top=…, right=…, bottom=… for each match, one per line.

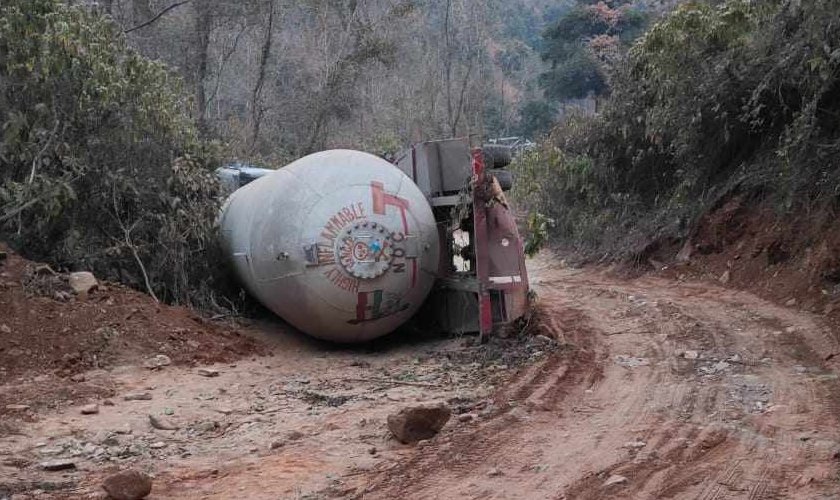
left=220, top=150, right=440, bottom=342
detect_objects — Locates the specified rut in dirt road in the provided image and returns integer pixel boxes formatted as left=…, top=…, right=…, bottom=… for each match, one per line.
left=359, top=259, right=840, bottom=499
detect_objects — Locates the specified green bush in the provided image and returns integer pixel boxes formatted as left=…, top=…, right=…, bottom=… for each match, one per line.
left=514, top=0, right=840, bottom=258
left=539, top=1, right=648, bottom=101
left=0, top=0, right=226, bottom=306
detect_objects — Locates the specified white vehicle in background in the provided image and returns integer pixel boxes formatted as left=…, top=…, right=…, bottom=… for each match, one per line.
left=486, top=137, right=536, bottom=157
left=216, top=162, right=275, bottom=194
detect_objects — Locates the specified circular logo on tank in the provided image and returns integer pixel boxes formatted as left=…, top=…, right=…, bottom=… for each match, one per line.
left=337, top=221, right=393, bottom=280
left=352, top=242, right=369, bottom=260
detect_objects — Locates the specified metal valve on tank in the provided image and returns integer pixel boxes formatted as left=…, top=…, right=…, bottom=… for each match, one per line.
left=219, top=150, right=440, bottom=342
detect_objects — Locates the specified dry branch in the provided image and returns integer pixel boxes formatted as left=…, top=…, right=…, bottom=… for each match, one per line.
left=125, top=0, right=191, bottom=34
left=110, top=187, right=159, bottom=303
left=28, top=120, right=60, bottom=184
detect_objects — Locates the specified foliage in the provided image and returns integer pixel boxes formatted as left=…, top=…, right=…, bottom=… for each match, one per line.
left=0, top=0, right=226, bottom=306
left=514, top=0, right=840, bottom=257
left=523, top=211, right=555, bottom=256
left=539, top=1, right=648, bottom=101
left=361, top=132, right=403, bottom=158
left=516, top=100, right=557, bottom=139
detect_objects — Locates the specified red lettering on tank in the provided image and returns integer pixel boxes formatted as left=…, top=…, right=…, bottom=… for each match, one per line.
left=320, top=225, right=338, bottom=244
left=317, top=202, right=379, bottom=293
left=330, top=214, right=343, bottom=230
left=316, top=244, right=336, bottom=265
left=320, top=204, right=365, bottom=245
left=338, top=241, right=354, bottom=269
left=388, top=231, right=412, bottom=284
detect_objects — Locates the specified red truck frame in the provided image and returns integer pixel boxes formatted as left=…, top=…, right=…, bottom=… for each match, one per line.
left=395, top=138, right=530, bottom=339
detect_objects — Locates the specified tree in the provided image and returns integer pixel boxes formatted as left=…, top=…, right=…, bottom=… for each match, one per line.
left=0, top=0, right=223, bottom=305
left=442, top=0, right=480, bottom=136
left=248, top=0, right=276, bottom=152
left=539, top=1, right=647, bottom=101
left=100, top=0, right=556, bottom=156
left=297, top=0, right=403, bottom=154
left=518, top=99, right=557, bottom=138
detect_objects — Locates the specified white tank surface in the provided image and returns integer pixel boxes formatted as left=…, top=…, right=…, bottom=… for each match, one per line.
left=220, top=150, right=440, bottom=342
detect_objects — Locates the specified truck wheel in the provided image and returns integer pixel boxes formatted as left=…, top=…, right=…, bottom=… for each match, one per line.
left=482, top=144, right=512, bottom=168
left=488, top=169, right=513, bottom=191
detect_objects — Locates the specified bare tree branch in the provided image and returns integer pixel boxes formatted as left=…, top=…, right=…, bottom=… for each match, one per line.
left=110, top=186, right=159, bottom=303
left=206, top=22, right=247, bottom=114
left=1, top=175, right=79, bottom=225
left=28, top=120, right=60, bottom=184
left=451, top=57, right=473, bottom=136
left=0, top=197, right=41, bottom=225
left=125, top=0, right=192, bottom=34
left=249, top=0, right=277, bottom=152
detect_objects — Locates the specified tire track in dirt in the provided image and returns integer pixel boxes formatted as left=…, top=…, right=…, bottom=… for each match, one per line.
left=358, top=305, right=603, bottom=498
left=355, top=258, right=840, bottom=499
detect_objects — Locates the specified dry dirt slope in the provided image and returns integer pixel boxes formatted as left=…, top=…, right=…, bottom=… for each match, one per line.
left=0, top=243, right=264, bottom=424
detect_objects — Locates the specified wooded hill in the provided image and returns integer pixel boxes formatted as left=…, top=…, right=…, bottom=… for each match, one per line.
left=514, top=0, right=840, bottom=271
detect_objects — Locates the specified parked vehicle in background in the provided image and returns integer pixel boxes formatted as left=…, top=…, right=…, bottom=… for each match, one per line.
left=486, top=136, right=536, bottom=157
left=216, top=162, right=275, bottom=194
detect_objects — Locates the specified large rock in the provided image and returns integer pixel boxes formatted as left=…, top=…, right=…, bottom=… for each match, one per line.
left=102, top=469, right=153, bottom=500
left=40, top=459, right=76, bottom=471
left=675, top=239, right=693, bottom=263
left=603, top=474, right=628, bottom=487
left=69, top=271, right=98, bottom=295
left=143, top=354, right=172, bottom=370
left=148, top=414, right=180, bottom=431
left=387, top=403, right=451, bottom=443
left=81, top=404, right=99, bottom=415
left=124, top=392, right=152, bottom=401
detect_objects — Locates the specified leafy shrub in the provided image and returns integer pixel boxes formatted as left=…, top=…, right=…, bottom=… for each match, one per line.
left=0, top=0, right=226, bottom=306
left=514, top=0, right=840, bottom=258
left=539, top=1, right=648, bottom=101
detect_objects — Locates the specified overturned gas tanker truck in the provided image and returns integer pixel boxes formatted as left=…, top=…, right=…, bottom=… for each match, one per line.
left=218, top=139, right=529, bottom=343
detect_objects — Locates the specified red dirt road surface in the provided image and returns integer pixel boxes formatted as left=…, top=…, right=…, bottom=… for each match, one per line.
left=2, top=253, right=840, bottom=498
left=358, top=258, right=840, bottom=499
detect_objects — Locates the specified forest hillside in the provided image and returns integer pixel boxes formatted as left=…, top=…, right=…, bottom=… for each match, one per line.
left=513, top=0, right=840, bottom=315
left=0, top=0, right=660, bottom=305
left=4, top=0, right=839, bottom=314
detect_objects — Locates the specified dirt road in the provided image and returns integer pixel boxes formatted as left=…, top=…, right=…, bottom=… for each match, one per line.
left=3, top=257, right=840, bottom=499
left=359, top=258, right=840, bottom=499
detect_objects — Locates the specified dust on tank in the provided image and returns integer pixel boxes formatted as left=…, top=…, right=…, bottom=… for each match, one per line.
left=219, top=150, right=439, bottom=342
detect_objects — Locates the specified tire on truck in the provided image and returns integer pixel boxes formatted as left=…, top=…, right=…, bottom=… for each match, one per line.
left=488, top=169, right=513, bottom=191
left=482, top=144, right=513, bottom=168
